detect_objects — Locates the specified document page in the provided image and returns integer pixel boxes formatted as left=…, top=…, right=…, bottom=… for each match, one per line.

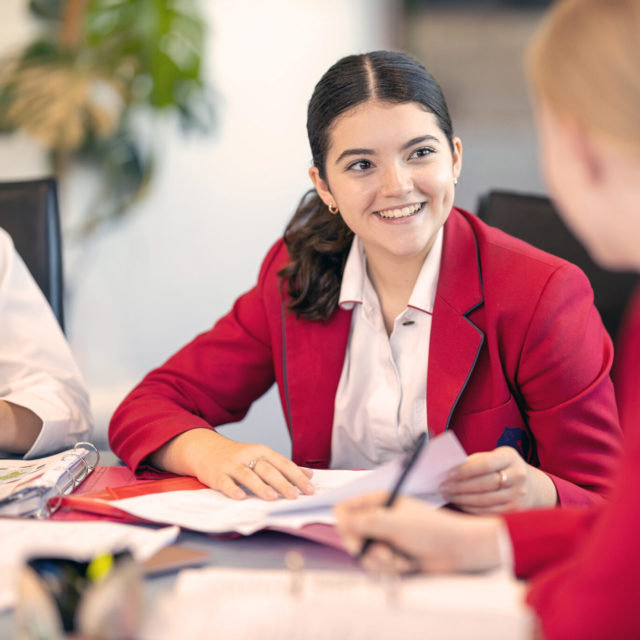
left=108, top=468, right=369, bottom=535
left=108, top=432, right=467, bottom=535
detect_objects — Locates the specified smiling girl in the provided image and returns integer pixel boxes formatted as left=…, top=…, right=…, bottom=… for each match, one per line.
left=109, top=51, right=621, bottom=512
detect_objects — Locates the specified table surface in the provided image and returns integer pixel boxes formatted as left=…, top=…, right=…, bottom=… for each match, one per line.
left=2, top=527, right=359, bottom=636
left=0, top=453, right=360, bottom=638
left=1, top=454, right=531, bottom=639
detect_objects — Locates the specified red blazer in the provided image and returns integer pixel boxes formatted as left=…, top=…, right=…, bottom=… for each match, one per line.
left=109, top=208, right=622, bottom=505
left=503, top=287, right=640, bottom=639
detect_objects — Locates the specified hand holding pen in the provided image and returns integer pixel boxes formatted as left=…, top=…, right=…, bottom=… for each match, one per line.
left=334, top=432, right=507, bottom=577
left=356, top=431, right=428, bottom=560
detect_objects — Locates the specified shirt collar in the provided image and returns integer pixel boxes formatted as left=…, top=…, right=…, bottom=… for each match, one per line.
left=338, top=228, right=443, bottom=314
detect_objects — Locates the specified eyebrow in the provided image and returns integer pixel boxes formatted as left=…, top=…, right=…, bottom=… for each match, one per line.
left=334, top=135, right=441, bottom=164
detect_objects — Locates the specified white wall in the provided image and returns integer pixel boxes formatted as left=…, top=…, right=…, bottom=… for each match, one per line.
left=0, top=0, right=395, bottom=451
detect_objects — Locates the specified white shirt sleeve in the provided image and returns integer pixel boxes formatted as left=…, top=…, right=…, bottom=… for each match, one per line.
left=0, top=228, right=93, bottom=458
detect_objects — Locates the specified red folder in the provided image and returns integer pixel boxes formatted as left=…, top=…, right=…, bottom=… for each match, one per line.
left=54, top=466, right=346, bottom=551
left=53, top=466, right=206, bottom=523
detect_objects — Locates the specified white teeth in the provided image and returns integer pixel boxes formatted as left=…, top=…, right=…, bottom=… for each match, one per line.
left=377, top=203, right=422, bottom=219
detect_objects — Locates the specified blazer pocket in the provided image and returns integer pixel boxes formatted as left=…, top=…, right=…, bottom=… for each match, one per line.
left=454, top=396, right=534, bottom=461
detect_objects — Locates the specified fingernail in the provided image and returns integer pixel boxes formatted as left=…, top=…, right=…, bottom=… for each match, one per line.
left=439, top=482, right=450, bottom=494
left=304, top=483, right=315, bottom=495
left=285, top=488, right=298, bottom=500
left=266, top=489, right=278, bottom=500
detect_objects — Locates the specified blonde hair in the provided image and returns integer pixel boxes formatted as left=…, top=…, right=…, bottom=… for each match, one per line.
left=527, top=0, right=640, bottom=156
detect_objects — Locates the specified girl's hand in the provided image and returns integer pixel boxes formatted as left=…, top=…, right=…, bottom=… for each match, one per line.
left=334, top=493, right=505, bottom=574
left=150, top=428, right=315, bottom=501
left=438, top=446, right=558, bottom=513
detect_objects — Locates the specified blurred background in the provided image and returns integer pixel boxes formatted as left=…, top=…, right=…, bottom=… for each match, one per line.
left=0, top=0, right=552, bottom=451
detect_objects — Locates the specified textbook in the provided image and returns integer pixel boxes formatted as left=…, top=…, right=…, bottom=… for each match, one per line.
left=0, top=443, right=99, bottom=518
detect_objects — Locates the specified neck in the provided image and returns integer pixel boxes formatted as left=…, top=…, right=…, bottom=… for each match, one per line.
left=365, top=247, right=430, bottom=335
left=367, top=252, right=425, bottom=300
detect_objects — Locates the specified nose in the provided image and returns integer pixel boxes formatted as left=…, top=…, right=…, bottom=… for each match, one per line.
left=380, top=163, right=413, bottom=197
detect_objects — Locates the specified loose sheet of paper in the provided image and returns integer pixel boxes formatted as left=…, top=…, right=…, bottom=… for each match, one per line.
left=142, top=566, right=533, bottom=640
left=0, top=520, right=179, bottom=611
left=109, top=431, right=467, bottom=535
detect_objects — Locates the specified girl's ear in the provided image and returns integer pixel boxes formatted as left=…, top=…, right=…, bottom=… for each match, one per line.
left=567, top=120, right=605, bottom=184
left=451, top=136, right=463, bottom=181
left=308, top=167, right=334, bottom=207
left=543, top=101, right=604, bottom=185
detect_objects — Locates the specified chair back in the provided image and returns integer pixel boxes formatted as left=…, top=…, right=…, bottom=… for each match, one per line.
left=476, top=189, right=640, bottom=342
left=0, top=177, right=65, bottom=332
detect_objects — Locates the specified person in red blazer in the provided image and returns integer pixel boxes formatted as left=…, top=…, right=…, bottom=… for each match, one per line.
left=335, top=0, right=640, bottom=638
left=110, top=50, right=621, bottom=514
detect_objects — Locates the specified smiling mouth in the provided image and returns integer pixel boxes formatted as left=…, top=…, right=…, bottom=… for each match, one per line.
left=374, top=202, right=425, bottom=219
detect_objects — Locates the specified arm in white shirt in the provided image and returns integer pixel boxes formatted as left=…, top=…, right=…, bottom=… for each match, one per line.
left=0, top=228, right=93, bottom=457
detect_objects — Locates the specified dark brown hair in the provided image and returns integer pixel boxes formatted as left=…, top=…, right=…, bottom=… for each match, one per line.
left=279, top=50, right=454, bottom=321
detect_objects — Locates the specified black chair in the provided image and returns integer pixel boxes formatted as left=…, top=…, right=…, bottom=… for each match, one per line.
left=0, top=177, right=65, bottom=332
left=476, top=189, right=640, bottom=343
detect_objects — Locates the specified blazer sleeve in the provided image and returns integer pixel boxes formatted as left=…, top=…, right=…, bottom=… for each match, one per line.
left=515, top=262, right=622, bottom=505
left=109, top=241, right=284, bottom=472
left=522, top=426, right=640, bottom=640
left=503, top=506, right=601, bottom=578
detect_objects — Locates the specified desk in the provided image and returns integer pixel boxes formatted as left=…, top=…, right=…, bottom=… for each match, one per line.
left=0, top=526, right=358, bottom=638
left=0, top=456, right=532, bottom=639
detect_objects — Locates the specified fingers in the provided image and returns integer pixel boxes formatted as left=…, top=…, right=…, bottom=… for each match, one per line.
left=443, top=487, right=517, bottom=511
left=152, top=429, right=315, bottom=502
left=333, top=492, right=420, bottom=572
left=444, top=447, right=516, bottom=482
left=360, top=543, right=418, bottom=576
left=439, top=448, right=528, bottom=513
left=335, top=492, right=389, bottom=554
left=335, top=493, right=410, bottom=557
left=215, top=454, right=315, bottom=501
left=245, top=457, right=314, bottom=500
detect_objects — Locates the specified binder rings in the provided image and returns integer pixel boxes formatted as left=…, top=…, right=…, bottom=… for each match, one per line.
left=0, top=442, right=99, bottom=518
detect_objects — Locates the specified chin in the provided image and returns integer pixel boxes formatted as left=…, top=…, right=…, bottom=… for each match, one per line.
left=589, top=242, right=638, bottom=272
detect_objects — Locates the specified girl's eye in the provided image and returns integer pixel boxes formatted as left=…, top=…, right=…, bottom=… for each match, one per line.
left=347, top=159, right=373, bottom=172
left=410, top=147, right=434, bottom=159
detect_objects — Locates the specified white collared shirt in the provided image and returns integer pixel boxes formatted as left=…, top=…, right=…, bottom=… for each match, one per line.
left=330, top=230, right=443, bottom=469
left=0, top=228, right=93, bottom=458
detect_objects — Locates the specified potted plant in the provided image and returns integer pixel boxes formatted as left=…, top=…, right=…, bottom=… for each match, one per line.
left=0, top=0, right=213, bottom=238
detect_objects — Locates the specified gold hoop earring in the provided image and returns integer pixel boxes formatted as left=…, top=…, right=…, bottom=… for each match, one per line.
left=328, top=202, right=339, bottom=214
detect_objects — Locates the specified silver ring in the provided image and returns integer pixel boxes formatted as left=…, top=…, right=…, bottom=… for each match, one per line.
left=497, top=469, right=508, bottom=489
left=248, top=459, right=257, bottom=471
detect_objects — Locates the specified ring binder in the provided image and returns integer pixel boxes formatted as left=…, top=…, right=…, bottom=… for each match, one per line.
left=0, top=443, right=101, bottom=518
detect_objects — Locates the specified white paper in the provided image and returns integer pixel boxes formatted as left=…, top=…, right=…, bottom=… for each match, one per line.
left=142, top=566, right=533, bottom=640
left=107, top=469, right=370, bottom=535
left=109, top=432, right=467, bottom=535
left=0, top=520, right=179, bottom=611
left=271, top=430, right=467, bottom=515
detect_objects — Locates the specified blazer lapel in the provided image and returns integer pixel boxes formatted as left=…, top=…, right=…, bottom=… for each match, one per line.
left=283, top=307, right=352, bottom=467
left=428, top=209, right=485, bottom=435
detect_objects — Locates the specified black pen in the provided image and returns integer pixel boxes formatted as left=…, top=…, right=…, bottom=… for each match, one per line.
left=356, top=431, right=428, bottom=560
